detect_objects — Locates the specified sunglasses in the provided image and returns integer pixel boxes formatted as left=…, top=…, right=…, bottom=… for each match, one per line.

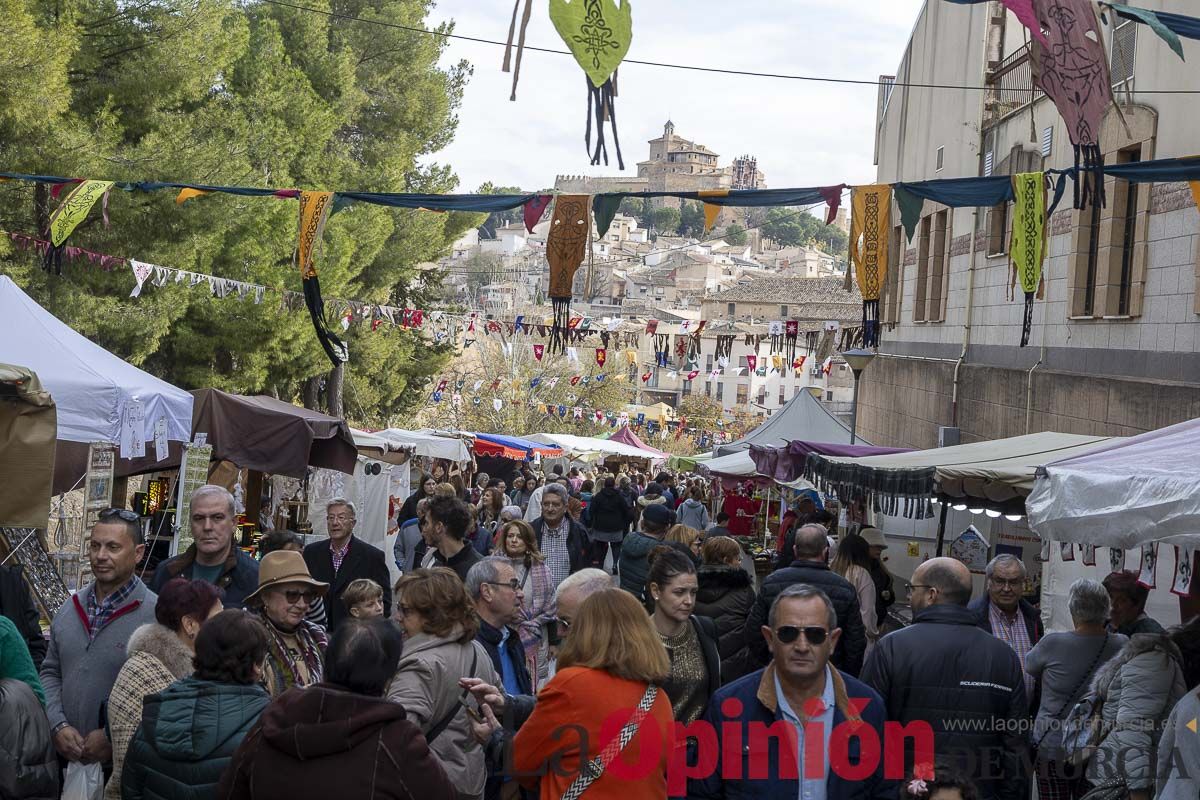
left=283, top=589, right=319, bottom=605
left=774, top=625, right=829, bottom=645
left=99, top=508, right=140, bottom=522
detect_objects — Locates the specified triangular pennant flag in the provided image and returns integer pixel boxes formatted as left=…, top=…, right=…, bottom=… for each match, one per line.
left=595, top=348, right=607, bottom=366
left=698, top=189, right=729, bottom=232
left=640, top=370, right=652, bottom=383
left=820, top=184, right=847, bottom=225
left=129, top=259, right=153, bottom=298
left=592, top=193, right=622, bottom=238
left=523, top=194, right=553, bottom=233
left=533, top=344, right=545, bottom=361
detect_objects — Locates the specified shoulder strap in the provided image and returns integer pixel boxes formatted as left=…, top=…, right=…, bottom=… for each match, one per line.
left=426, top=648, right=478, bottom=744
left=1035, top=633, right=1109, bottom=748
left=560, top=685, right=658, bottom=800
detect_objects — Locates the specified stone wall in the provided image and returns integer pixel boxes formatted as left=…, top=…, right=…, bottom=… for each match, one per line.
left=857, top=353, right=1200, bottom=449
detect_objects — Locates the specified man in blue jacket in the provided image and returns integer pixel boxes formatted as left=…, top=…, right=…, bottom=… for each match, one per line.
left=689, top=584, right=897, bottom=800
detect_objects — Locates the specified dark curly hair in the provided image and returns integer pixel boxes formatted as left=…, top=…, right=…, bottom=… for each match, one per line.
left=192, top=609, right=268, bottom=685
left=899, top=765, right=979, bottom=800
left=257, top=529, right=305, bottom=557
left=325, top=618, right=404, bottom=697
left=154, top=578, right=223, bottom=633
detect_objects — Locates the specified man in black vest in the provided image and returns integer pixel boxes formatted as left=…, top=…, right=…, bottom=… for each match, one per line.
left=304, top=498, right=392, bottom=630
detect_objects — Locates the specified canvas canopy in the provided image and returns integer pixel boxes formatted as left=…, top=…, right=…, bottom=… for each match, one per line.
left=471, top=433, right=562, bottom=461
left=0, top=364, right=56, bottom=529
left=191, top=389, right=358, bottom=478
left=0, top=276, right=193, bottom=454
left=526, top=432, right=659, bottom=461
left=667, top=452, right=712, bottom=472
left=609, top=426, right=667, bottom=457
left=1026, top=418, right=1200, bottom=548
left=351, top=428, right=412, bottom=466
left=700, top=450, right=758, bottom=478
left=376, top=428, right=472, bottom=462
left=714, top=390, right=855, bottom=457
left=806, top=432, right=1119, bottom=518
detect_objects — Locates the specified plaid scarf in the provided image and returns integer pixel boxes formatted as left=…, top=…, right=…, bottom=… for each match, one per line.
left=256, top=609, right=327, bottom=694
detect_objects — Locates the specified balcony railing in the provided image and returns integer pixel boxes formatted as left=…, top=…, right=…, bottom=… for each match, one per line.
left=984, top=44, right=1044, bottom=127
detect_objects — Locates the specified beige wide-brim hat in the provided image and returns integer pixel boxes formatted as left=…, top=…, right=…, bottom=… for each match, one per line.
left=244, top=550, right=329, bottom=606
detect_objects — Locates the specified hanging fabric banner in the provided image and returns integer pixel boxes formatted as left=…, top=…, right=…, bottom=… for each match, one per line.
left=175, top=187, right=211, bottom=204
left=129, top=260, right=153, bottom=298
left=595, top=348, right=607, bottom=366
left=699, top=189, right=730, bottom=232
left=44, top=179, right=113, bottom=273
left=592, top=193, right=623, bottom=238
left=848, top=184, right=892, bottom=347
left=523, top=194, right=553, bottom=232
left=533, top=344, right=545, bottom=361
left=1030, top=0, right=1113, bottom=209
left=297, top=191, right=347, bottom=365
left=820, top=184, right=848, bottom=225
left=545, top=195, right=591, bottom=352
left=1009, top=172, right=1047, bottom=347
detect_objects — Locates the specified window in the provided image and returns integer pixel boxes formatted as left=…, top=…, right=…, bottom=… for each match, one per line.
left=936, top=146, right=945, bottom=172
left=1041, top=126, right=1054, bottom=157
left=716, top=382, right=724, bottom=401
left=706, top=353, right=713, bottom=372
left=826, top=391, right=834, bottom=402
left=882, top=224, right=904, bottom=325
left=705, top=382, right=711, bottom=397
left=778, top=386, right=785, bottom=405
left=915, top=211, right=949, bottom=322
left=738, top=355, right=748, bottom=368
left=983, top=150, right=994, bottom=177
left=987, top=200, right=1009, bottom=256
left=779, top=305, right=788, bottom=317
left=735, top=384, right=747, bottom=406
left=683, top=379, right=693, bottom=393
left=727, top=302, right=736, bottom=317
left=756, top=386, right=766, bottom=406
left=1111, top=17, right=1137, bottom=87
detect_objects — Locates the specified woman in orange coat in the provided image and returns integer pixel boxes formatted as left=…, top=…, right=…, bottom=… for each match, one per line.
left=511, top=589, right=676, bottom=800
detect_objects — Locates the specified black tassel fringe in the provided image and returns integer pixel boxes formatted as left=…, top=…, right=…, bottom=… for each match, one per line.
left=585, top=76, right=624, bottom=171
left=861, top=299, right=880, bottom=348
left=1020, top=292, right=1035, bottom=348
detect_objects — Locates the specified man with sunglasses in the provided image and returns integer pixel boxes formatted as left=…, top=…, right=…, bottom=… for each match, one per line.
left=41, top=509, right=158, bottom=773
left=150, top=485, right=259, bottom=608
left=745, top=523, right=868, bottom=676
left=690, top=584, right=894, bottom=800
left=860, top=557, right=1027, bottom=800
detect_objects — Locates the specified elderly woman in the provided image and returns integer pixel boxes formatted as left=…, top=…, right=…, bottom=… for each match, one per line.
left=496, top=519, right=556, bottom=685
left=122, top=610, right=271, bottom=800
left=220, top=619, right=456, bottom=800
left=1025, top=579, right=1127, bottom=800
left=105, top=578, right=224, bottom=800
left=388, top=568, right=500, bottom=800
left=245, top=550, right=330, bottom=696
left=259, top=529, right=328, bottom=628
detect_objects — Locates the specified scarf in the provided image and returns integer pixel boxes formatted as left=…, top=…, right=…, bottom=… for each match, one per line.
left=257, top=609, right=327, bottom=693
left=849, top=184, right=892, bottom=347
left=1010, top=171, right=1047, bottom=347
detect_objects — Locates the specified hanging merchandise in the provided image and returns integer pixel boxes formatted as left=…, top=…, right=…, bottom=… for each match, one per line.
left=654, top=334, right=670, bottom=367
left=1171, top=547, right=1195, bottom=597
left=848, top=184, right=892, bottom=348
left=550, top=0, right=633, bottom=169
left=769, top=320, right=784, bottom=354
left=1030, top=0, right=1114, bottom=209
left=545, top=195, right=591, bottom=352
left=714, top=334, right=734, bottom=362
left=297, top=191, right=348, bottom=365
left=785, top=320, right=799, bottom=363
left=1010, top=171, right=1048, bottom=347
left=746, top=354, right=757, bottom=373
left=623, top=348, right=638, bottom=366
left=1137, top=543, right=1158, bottom=588
left=501, top=0, right=535, bottom=100
left=44, top=180, right=113, bottom=274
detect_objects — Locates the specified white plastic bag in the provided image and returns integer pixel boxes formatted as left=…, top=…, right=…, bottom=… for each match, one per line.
left=62, top=761, right=104, bottom=800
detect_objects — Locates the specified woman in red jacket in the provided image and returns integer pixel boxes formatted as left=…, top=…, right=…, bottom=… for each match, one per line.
left=511, top=589, right=675, bottom=800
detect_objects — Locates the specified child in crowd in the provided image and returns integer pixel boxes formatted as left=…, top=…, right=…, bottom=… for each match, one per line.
left=343, top=578, right=385, bottom=619
left=901, top=766, right=979, bottom=800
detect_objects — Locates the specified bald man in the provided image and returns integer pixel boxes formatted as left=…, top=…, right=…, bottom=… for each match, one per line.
left=860, top=558, right=1027, bottom=800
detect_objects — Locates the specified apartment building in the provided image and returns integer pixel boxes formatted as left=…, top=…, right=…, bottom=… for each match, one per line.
left=862, top=0, right=1200, bottom=449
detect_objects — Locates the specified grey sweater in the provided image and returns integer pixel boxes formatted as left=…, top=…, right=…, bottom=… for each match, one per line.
left=39, top=580, right=158, bottom=734
left=1157, top=689, right=1200, bottom=800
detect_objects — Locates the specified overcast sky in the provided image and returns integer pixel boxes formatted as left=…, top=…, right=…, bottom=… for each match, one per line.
left=428, top=0, right=928, bottom=193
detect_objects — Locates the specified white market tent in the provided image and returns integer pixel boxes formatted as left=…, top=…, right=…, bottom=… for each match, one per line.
left=525, top=432, right=661, bottom=461
left=700, top=450, right=757, bottom=478
left=714, top=390, right=855, bottom=457
left=1027, top=417, right=1200, bottom=549
left=375, top=428, right=472, bottom=462
left=0, top=276, right=192, bottom=453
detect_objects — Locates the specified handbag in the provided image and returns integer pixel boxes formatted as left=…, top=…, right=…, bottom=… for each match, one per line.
left=559, top=685, right=658, bottom=800
left=1034, top=633, right=1109, bottom=753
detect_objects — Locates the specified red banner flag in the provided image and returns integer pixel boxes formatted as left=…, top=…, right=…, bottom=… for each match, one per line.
left=641, top=371, right=653, bottom=383
left=595, top=348, right=607, bottom=366
left=746, top=355, right=757, bottom=372
left=533, top=344, right=544, bottom=361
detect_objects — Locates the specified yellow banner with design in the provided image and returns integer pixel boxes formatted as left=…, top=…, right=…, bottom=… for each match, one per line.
left=48, top=180, right=113, bottom=247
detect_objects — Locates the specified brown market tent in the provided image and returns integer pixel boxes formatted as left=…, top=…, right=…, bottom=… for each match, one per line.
left=191, top=389, right=358, bottom=478
left=0, top=364, right=56, bottom=529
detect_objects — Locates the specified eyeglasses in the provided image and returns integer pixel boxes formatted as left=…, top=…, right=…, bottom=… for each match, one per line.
left=283, top=589, right=319, bottom=605
left=774, top=625, right=828, bottom=645
left=99, top=508, right=139, bottom=522
left=326, top=514, right=354, bottom=522
left=989, top=578, right=1023, bottom=589
left=486, top=579, right=522, bottom=592
left=906, top=583, right=932, bottom=599
left=556, top=616, right=572, bottom=630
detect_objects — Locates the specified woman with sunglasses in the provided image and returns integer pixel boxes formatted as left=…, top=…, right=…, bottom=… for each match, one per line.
left=647, top=546, right=720, bottom=726
left=244, top=550, right=330, bottom=697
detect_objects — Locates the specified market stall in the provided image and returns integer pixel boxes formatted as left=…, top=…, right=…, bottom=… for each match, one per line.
left=525, top=432, right=661, bottom=467
left=375, top=427, right=473, bottom=463
left=609, top=426, right=667, bottom=458
left=714, top=390, right=855, bottom=457
left=470, top=432, right=563, bottom=461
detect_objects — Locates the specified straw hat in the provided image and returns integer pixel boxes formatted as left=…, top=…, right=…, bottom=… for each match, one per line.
left=859, top=527, right=888, bottom=549
left=244, top=550, right=328, bottom=605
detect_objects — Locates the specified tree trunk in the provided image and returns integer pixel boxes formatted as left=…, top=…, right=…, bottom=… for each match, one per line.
left=302, top=376, right=322, bottom=411
left=327, top=362, right=344, bottom=418
left=34, top=182, right=49, bottom=234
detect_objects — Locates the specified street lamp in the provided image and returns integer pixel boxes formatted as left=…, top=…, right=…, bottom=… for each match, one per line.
left=842, top=347, right=877, bottom=444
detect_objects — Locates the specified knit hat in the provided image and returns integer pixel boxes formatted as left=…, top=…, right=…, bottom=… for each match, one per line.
left=641, top=503, right=676, bottom=528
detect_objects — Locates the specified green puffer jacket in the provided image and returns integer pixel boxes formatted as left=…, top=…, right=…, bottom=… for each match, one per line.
left=121, top=676, right=269, bottom=800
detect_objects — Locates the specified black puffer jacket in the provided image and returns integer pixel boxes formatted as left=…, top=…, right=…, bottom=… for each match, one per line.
left=859, top=604, right=1028, bottom=800
left=587, top=487, right=634, bottom=533
left=695, top=565, right=755, bottom=683
left=743, top=559, right=867, bottom=676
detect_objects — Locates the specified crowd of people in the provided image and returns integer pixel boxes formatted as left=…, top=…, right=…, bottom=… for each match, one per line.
left=0, top=469, right=1196, bottom=800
